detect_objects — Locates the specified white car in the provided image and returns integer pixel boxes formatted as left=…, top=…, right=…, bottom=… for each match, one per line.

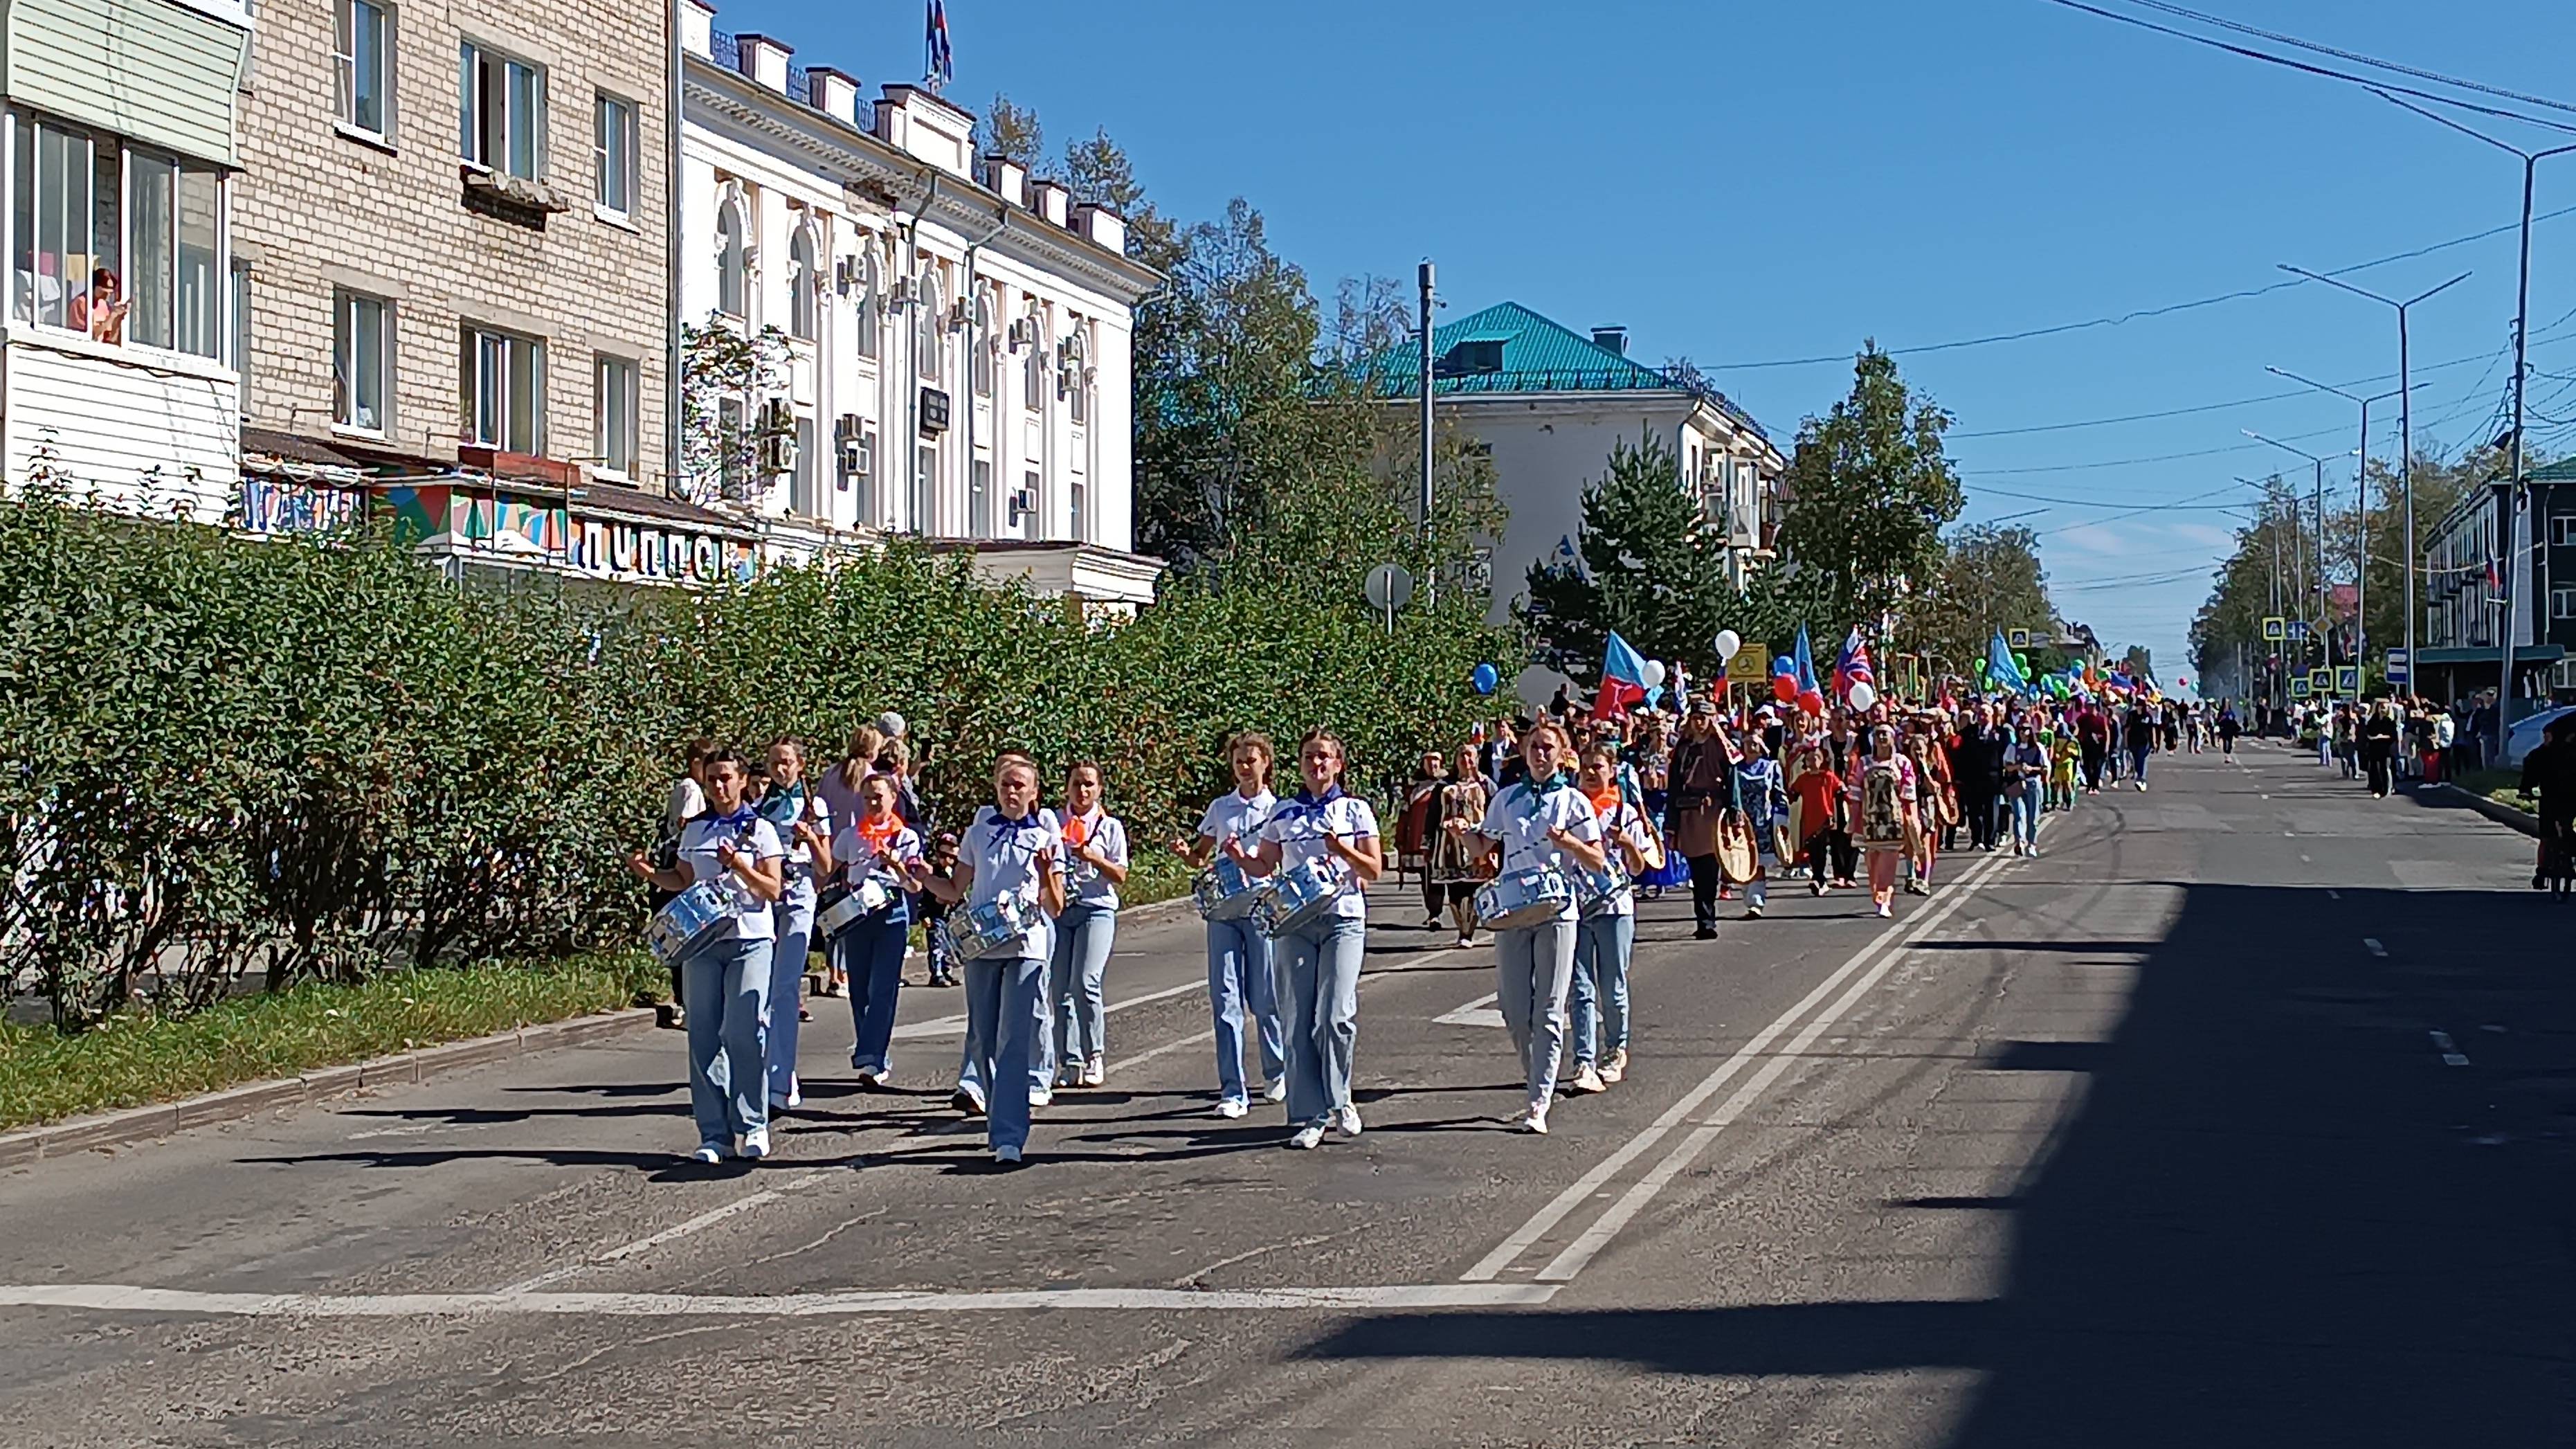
left=2499, top=704, right=2576, bottom=770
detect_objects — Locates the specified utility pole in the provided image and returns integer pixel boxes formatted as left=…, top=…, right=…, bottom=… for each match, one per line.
left=1417, top=260, right=1435, bottom=551
left=2269, top=369, right=2404, bottom=682
left=2249, top=433, right=2345, bottom=687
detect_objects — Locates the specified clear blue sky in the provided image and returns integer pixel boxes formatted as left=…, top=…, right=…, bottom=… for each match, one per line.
left=713, top=0, right=2576, bottom=683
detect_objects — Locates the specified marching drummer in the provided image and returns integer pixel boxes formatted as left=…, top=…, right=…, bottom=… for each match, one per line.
left=919, top=751, right=1065, bottom=1165
left=1044, top=762, right=1130, bottom=1091
left=1453, top=721, right=1606, bottom=1135
left=1232, top=729, right=1383, bottom=1149
left=755, top=739, right=829, bottom=1113
left=1563, top=741, right=1661, bottom=1097
left=1173, top=732, right=1287, bottom=1119
left=623, top=746, right=787, bottom=1164
left=810, top=772, right=927, bottom=1089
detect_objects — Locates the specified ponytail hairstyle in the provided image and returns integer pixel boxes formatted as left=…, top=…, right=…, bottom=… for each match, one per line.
left=837, top=725, right=886, bottom=792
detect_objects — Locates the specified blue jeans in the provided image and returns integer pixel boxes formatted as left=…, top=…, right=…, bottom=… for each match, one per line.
left=765, top=879, right=815, bottom=1101
left=2008, top=778, right=2043, bottom=847
left=956, top=954, right=1047, bottom=1153
left=1277, top=915, right=1365, bottom=1128
left=1496, top=919, right=1577, bottom=1108
left=1042, top=902, right=1118, bottom=1083
left=1207, top=917, right=1285, bottom=1106
left=682, top=930, right=773, bottom=1149
left=2130, top=748, right=2151, bottom=785
left=835, top=906, right=909, bottom=1076
left=1570, top=911, right=1635, bottom=1068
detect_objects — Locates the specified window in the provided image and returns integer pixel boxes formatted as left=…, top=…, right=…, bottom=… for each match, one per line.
left=2555, top=585, right=2576, bottom=622
left=460, top=324, right=543, bottom=453
left=12, top=118, right=225, bottom=358
left=1022, top=311, right=1045, bottom=411
left=594, top=354, right=637, bottom=475
left=969, top=457, right=990, bottom=538
left=2553, top=514, right=2576, bottom=548
left=334, top=291, right=392, bottom=433
left=914, top=272, right=942, bottom=382
left=335, top=0, right=394, bottom=139
left=971, top=285, right=994, bottom=397
left=716, top=396, right=745, bottom=496
left=1065, top=323, right=1088, bottom=424
left=459, top=41, right=544, bottom=180
left=1022, top=467, right=1042, bottom=541
left=174, top=165, right=220, bottom=357
left=852, top=249, right=879, bottom=359
left=592, top=93, right=635, bottom=217
left=911, top=442, right=936, bottom=533
left=14, top=118, right=94, bottom=332
left=840, top=420, right=875, bottom=521
left=787, top=224, right=817, bottom=341
left=1069, top=474, right=1087, bottom=543
left=714, top=196, right=746, bottom=317
left=790, top=414, right=820, bottom=516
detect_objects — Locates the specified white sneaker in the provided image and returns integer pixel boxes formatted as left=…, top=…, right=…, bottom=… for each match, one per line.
left=1215, top=1098, right=1249, bottom=1119
left=1055, top=1061, right=1082, bottom=1088
left=1263, top=1078, right=1288, bottom=1104
left=1521, top=1104, right=1549, bottom=1135
left=1286, top=1124, right=1326, bottom=1150
left=1599, top=1049, right=1628, bottom=1084
left=852, top=1064, right=884, bottom=1088
left=1331, top=1104, right=1363, bottom=1137
left=994, top=1144, right=1023, bottom=1164
left=950, top=1084, right=986, bottom=1117
left=690, top=1142, right=724, bottom=1164
left=1080, top=1056, right=1106, bottom=1088
left=1876, top=901, right=1893, bottom=918
left=739, top=1128, right=771, bottom=1160
left=1029, top=1086, right=1053, bottom=1108
left=1564, top=1065, right=1606, bottom=1095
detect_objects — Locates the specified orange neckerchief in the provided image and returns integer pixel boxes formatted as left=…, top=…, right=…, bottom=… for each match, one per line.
left=1584, top=786, right=1621, bottom=820
left=856, top=812, right=904, bottom=853
left=1061, top=808, right=1096, bottom=849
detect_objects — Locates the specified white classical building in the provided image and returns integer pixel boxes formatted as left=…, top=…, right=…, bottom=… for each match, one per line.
left=678, top=4, right=1164, bottom=611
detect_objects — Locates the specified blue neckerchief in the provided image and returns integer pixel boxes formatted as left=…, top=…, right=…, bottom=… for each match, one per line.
left=1289, top=784, right=1345, bottom=811
left=990, top=808, right=1042, bottom=836
left=755, top=782, right=806, bottom=828
left=706, top=804, right=759, bottom=831
left=1527, top=770, right=1574, bottom=798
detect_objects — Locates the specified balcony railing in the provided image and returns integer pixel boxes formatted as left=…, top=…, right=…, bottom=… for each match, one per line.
left=709, top=32, right=875, bottom=132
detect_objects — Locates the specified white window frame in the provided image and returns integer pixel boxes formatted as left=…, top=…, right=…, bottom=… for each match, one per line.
left=913, top=271, right=942, bottom=383
left=911, top=441, right=936, bottom=534
left=333, top=289, right=394, bottom=435
left=714, top=193, right=747, bottom=319
left=458, top=39, right=545, bottom=181
left=2552, top=514, right=2576, bottom=548
left=2553, top=584, right=2576, bottom=622
left=1021, top=466, right=1042, bottom=541
left=971, top=284, right=994, bottom=397
left=787, top=222, right=818, bottom=342
left=592, top=91, right=635, bottom=220
left=460, top=322, right=544, bottom=454
left=1022, top=307, right=1046, bottom=412
left=851, top=246, right=879, bottom=361
left=593, top=352, right=637, bottom=477
left=334, top=0, right=397, bottom=143
left=10, top=113, right=230, bottom=365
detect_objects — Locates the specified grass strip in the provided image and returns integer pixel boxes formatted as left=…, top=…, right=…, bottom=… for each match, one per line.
left=0, top=953, right=661, bottom=1133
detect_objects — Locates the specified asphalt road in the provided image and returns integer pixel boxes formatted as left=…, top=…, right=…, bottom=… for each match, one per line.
left=2, top=742, right=2568, bottom=1448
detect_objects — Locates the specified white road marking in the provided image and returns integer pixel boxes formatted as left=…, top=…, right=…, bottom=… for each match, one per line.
left=1435, top=992, right=1504, bottom=1028
left=1461, top=850, right=2008, bottom=1284
left=499, top=1171, right=837, bottom=1293
left=2429, top=1030, right=2469, bottom=1068
left=2362, top=937, right=2386, bottom=958
left=892, top=975, right=1209, bottom=1040
left=0, top=1281, right=1559, bottom=1318
left=2327, top=890, right=2341, bottom=900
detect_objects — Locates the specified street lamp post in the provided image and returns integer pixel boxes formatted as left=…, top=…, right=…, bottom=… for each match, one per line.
left=2247, top=431, right=2357, bottom=684
left=2362, top=89, right=2576, bottom=720
left=2264, top=368, right=2403, bottom=683
left=2277, top=267, right=2468, bottom=696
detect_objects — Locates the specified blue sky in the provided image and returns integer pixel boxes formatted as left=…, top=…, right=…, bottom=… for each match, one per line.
left=713, top=0, right=2576, bottom=681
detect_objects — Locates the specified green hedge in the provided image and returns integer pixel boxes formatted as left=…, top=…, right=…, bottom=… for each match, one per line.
left=0, top=486, right=1514, bottom=1029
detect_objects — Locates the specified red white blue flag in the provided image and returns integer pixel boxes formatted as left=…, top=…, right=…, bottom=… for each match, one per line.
left=1834, top=627, right=1874, bottom=699
left=925, top=0, right=954, bottom=91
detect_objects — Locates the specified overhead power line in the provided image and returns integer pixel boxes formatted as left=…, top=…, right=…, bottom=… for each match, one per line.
left=2121, top=0, right=2576, bottom=119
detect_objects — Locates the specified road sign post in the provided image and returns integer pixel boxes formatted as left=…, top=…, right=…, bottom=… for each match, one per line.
left=1363, top=563, right=1413, bottom=635
left=2386, top=648, right=2409, bottom=687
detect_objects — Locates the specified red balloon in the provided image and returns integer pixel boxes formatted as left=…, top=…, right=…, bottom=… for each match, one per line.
left=1772, top=675, right=1797, bottom=703
left=1798, top=687, right=1826, bottom=715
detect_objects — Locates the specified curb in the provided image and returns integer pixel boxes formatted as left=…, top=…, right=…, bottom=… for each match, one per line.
left=2427, top=781, right=2543, bottom=838
left=0, top=1007, right=660, bottom=1169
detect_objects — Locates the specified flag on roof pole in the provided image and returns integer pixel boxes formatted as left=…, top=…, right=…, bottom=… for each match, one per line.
left=1593, top=631, right=1650, bottom=720
left=925, top=0, right=954, bottom=92
left=1833, top=627, right=1874, bottom=702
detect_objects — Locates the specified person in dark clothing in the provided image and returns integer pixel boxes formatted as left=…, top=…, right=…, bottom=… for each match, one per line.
left=2357, top=699, right=2401, bottom=798
left=2521, top=715, right=2576, bottom=897
left=2076, top=705, right=2111, bottom=791
left=1667, top=703, right=1741, bottom=939
left=1954, top=706, right=2006, bottom=851
left=1822, top=714, right=1863, bottom=884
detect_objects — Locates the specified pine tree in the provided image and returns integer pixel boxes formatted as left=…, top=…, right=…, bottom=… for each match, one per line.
left=1522, top=431, right=1734, bottom=678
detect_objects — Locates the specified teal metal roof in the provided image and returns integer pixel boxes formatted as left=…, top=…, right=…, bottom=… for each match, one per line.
left=2527, top=455, right=2576, bottom=483
left=1359, top=300, right=1772, bottom=444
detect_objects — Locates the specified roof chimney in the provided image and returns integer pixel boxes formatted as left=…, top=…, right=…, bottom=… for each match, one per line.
left=1592, top=325, right=1628, bottom=357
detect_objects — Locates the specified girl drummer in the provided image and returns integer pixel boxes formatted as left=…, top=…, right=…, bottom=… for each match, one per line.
left=1455, top=720, right=1606, bottom=1135
left=920, top=750, right=1066, bottom=1165
left=1232, top=728, right=1384, bottom=1149
left=624, top=746, right=787, bottom=1163
left=756, top=739, right=829, bottom=1112
left=1174, top=732, right=1287, bottom=1119
left=1564, top=741, right=1662, bottom=1097
left=1046, top=762, right=1130, bottom=1090
left=1848, top=725, right=1921, bottom=919
left=813, top=772, right=927, bottom=1089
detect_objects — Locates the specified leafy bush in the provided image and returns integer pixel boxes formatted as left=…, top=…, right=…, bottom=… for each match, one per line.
left=0, top=486, right=1514, bottom=1029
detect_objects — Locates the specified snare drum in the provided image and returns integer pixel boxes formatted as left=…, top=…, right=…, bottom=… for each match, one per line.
left=647, top=881, right=736, bottom=966
left=1476, top=866, right=1575, bottom=930
left=954, top=894, right=1037, bottom=962
left=815, top=876, right=894, bottom=941
left=1191, top=856, right=1273, bottom=921
left=1572, top=861, right=1631, bottom=918
left=1252, top=858, right=1343, bottom=938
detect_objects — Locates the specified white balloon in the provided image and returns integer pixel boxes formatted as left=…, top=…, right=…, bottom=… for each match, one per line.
left=1713, top=629, right=1743, bottom=664
left=876, top=710, right=907, bottom=740
left=1641, top=659, right=1668, bottom=690
left=1847, top=682, right=1878, bottom=712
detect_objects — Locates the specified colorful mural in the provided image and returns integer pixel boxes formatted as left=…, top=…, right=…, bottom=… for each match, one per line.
left=235, top=478, right=365, bottom=536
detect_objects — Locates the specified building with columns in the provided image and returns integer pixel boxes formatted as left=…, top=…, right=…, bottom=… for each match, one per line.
left=678, top=3, right=1164, bottom=611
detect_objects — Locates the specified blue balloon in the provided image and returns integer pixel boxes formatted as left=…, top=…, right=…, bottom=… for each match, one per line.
left=1772, top=656, right=1795, bottom=678
left=1471, top=663, right=1500, bottom=696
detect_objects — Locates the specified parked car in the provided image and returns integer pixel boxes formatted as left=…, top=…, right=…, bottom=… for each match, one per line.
left=2500, top=704, right=2576, bottom=769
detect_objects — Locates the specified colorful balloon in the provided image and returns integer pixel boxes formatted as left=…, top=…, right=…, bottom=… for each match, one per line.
left=1471, top=663, right=1499, bottom=696
left=1714, top=629, right=1743, bottom=665
left=1772, top=675, right=1798, bottom=703
left=1640, top=659, right=1668, bottom=690
left=1847, top=681, right=1878, bottom=712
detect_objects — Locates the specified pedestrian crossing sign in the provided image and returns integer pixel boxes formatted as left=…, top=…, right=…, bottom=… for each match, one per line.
left=2336, top=665, right=2359, bottom=695
left=2309, top=667, right=2333, bottom=694
left=2290, top=676, right=2311, bottom=699
left=2262, top=616, right=2287, bottom=642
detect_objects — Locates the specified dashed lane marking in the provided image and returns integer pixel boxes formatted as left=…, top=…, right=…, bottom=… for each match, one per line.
left=2362, top=937, right=2386, bottom=958
left=0, top=1282, right=1561, bottom=1319
left=2429, top=1030, right=2470, bottom=1068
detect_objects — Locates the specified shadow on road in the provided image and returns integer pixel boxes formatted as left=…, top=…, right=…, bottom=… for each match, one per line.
left=1294, top=878, right=2576, bottom=1446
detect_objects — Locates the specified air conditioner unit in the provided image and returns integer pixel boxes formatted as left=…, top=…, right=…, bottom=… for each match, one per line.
left=833, top=257, right=855, bottom=296
left=1008, top=316, right=1040, bottom=350
left=756, top=399, right=797, bottom=476
left=947, top=299, right=972, bottom=330
left=833, top=413, right=864, bottom=441
left=1008, top=487, right=1037, bottom=521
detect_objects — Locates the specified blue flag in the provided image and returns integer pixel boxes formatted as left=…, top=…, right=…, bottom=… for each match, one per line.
left=1987, top=630, right=2029, bottom=694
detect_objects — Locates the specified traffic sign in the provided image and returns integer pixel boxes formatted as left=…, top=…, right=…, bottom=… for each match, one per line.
left=2309, top=667, right=2333, bottom=694
left=2289, top=676, right=2311, bottom=699
left=1363, top=562, right=1413, bottom=634
left=2336, top=666, right=2359, bottom=695
left=2386, top=648, right=2409, bottom=685
left=1726, top=649, right=1769, bottom=684
left=2008, top=628, right=2032, bottom=650
left=2262, top=616, right=2286, bottom=642
left=2287, top=620, right=2310, bottom=641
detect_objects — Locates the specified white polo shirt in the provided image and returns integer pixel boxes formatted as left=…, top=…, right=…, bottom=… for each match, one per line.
left=677, top=810, right=786, bottom=942
left=1260, top=789, right=1379, bottom=921
left=961, top=804, right=1062, bottom=960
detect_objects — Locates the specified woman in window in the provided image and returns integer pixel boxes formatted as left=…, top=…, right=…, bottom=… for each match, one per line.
left=67, top=268, right=126, bottom=343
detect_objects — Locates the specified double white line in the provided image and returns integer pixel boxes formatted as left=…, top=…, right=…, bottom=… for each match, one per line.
left=1464, top=848, right=2011, bottom=1284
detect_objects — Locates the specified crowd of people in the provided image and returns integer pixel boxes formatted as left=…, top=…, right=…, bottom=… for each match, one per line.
left=627, top=678, right=2216, bottom=1167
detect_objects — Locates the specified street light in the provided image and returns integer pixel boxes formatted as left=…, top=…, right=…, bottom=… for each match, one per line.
left=2264, top=367, right=2403, bottom=676
left=2366, top=87, right=2576, bottom=719
left=2276, top=267, right=2467, bottom=695
left=2244, top=431, right=2359, bottom=678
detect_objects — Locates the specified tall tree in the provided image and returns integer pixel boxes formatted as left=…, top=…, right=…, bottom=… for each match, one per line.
left=1521, top=431, right=1733, bottom=677
left=1775, top=345, right=1966, bottom=631
left=1905, top=523, right=2057, bottom=678
left=980, top=94, right=1045, bottom=174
